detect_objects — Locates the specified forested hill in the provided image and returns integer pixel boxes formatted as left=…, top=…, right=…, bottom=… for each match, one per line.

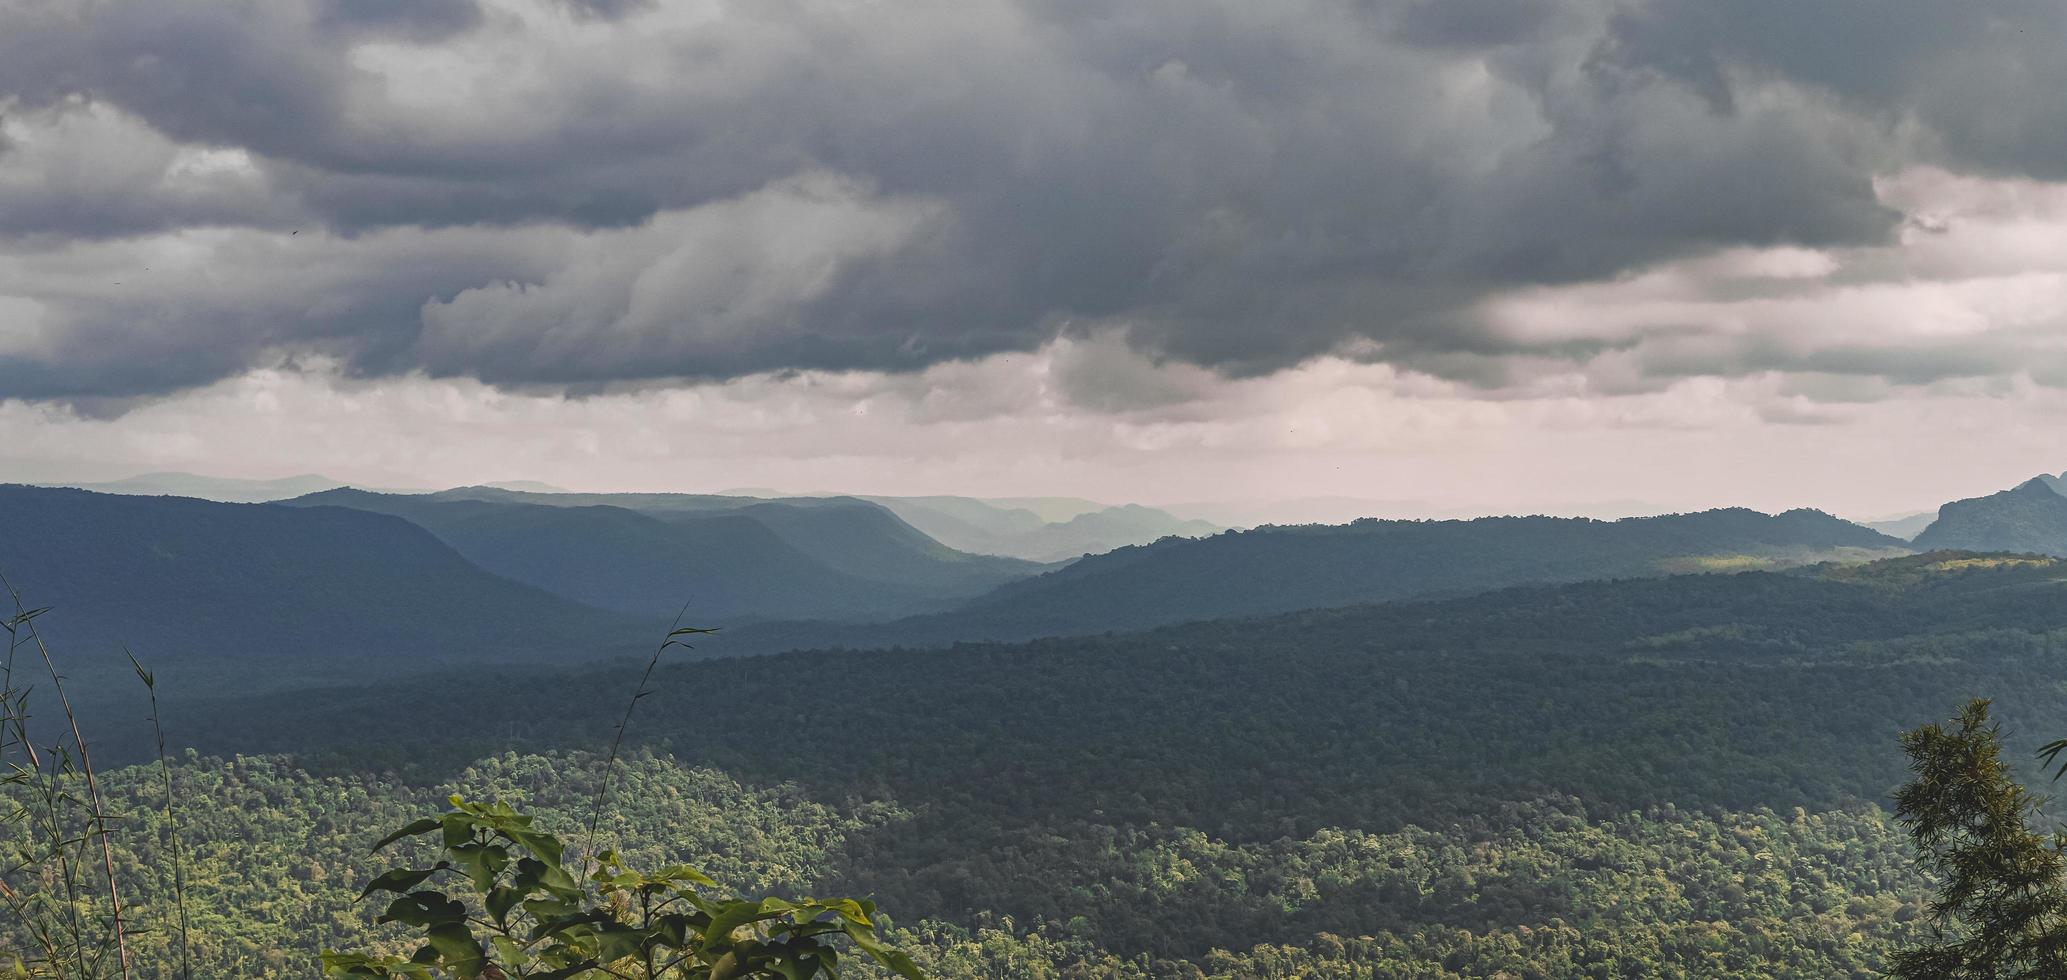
left=1914, top=476, right=2067, bottom=555
left=282, top=488, right=1041, bottom=622
left=0, top=485, right=647, bottom=680
left=187, top=552, right=2067, bottom=827
left=727, top=506, right=1910, bottom=650
left=162, top=553, right=2067, bottom=974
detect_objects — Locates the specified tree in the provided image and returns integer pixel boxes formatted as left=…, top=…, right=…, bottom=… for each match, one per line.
left=324, top=798, right=924, bottom=979
left=1892, top=700, right=2067, bottom=978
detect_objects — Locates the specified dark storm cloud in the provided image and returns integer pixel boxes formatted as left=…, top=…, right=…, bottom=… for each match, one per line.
left=0, top=0, right=2059, bottom=402
left=1604, top=0, right=2067, bottom=178
left=317, top=0, right=482, bottom=38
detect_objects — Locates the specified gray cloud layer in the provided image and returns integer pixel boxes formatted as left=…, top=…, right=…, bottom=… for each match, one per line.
left=0, top=0, right=2060, bottom=402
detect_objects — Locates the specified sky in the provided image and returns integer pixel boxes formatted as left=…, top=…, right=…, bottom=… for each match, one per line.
left=4, top=0, right=2067, bottom=519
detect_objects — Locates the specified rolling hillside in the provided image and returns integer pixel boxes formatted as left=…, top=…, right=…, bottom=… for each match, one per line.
left=195, top=551, right=2067, bottom=819
left=175, top=550, right=2067, bottom=976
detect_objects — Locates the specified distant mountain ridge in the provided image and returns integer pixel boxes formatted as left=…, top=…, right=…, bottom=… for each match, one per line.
left=723, top=506, right=1912, bottom=651
left=861, top=496, right=1220, bottom=562
left=721, top=488, right=1219, bottom=561
left=1913, top=475, right=2067, bottom=555
left=40, top=471, right=566, bottom=502
left=1861, top=511, right=1936, bottom=540
left=51, top=472, right=358, bottom=503
left=48, top=473, right=1221, bottom=562
left=283, top=488, right=1043, bottom=622
left=0, top=485, right=646, bottom=690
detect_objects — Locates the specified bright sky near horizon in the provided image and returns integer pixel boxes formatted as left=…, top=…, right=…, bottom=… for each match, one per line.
left=4, top=0, right=2066, bottom=519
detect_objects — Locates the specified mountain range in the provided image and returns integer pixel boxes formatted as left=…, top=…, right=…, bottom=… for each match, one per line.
left=281, top=487, right=1043, bottom=622
left=39, top=471, right=1222, bottom=563
left=722, top=506, right=1912, bottom=651
left=724, top=489, right=1222, bottom=562
left=0, top=485, right=650, bottom=701
left=43, top=470, right=2067, bottom=695
left=862, top=496, right=1221, bottom=562
left=43, top=471, right=570, bottom=502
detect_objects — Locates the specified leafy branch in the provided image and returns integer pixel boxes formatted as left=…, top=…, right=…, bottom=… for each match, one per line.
left=325, top=797, right=924, bottom=980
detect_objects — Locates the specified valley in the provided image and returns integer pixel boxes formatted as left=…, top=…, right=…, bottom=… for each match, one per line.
left=10, top=472, right=2067, bottom=975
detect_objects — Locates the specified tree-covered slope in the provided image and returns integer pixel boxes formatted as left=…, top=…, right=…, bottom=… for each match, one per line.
left=1914, top=476, right=2067, bottom=555
left=153, top=552, right=2067, bottom=975
left=184, top=554, right=2067, bottom=833
left=25, top=749, right=1928, bottom=979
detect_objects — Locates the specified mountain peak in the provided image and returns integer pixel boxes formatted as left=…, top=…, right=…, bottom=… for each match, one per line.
left=2012, top=476, right=2060, bottom=496
left=1913, top=476, right=2067, bottom=556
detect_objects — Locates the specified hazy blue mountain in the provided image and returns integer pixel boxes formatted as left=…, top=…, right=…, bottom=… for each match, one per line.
left=394, top=486, right=1045, bottom=594
left=711, top=490, right=1220, bottom=560
left=718, top=499, right=1045, bottom=593
left=865, top=495, right=1218, bottom=561
left=0, top=485, right=643, bottom=687
left=968, top=496, right=1111, bottom=523
left=432, top=486, right=759, bottom=513
left=727, top=507, right=1910, bottom=650
left=40, top=470, right=568, bottom=502
left=50, top=471, right=354, bottom=503
left=863, top=496, right=1051, bottom=544
left=1913, top=477, right=2067, bottom=555
left=282, top=489, right=1038, bottom=621
left=1862, top=511, right=1937, bottom=540
left=1163, top=496, right=1676, bottom=527
left=1013, top=504, right=1222, bottom=561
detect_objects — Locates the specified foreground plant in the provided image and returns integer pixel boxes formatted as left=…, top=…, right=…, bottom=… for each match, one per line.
left=1893, top=699, right=2067, bottom=978
left=325, top=798, right=924, bottom=979
left=0, top=573, right=145, bottom=979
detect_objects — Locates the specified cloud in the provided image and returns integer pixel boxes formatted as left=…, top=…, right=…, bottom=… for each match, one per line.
left=0, top=100, right=287, bottom=238
left=0, top=0, right=2064, bottom=404
left=416, top=172, right=954, bottom=384
left=1602, top=0, right=2067, bottom=177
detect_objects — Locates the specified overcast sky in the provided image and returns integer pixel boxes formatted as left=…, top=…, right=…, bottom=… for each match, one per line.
left=4, top=0, right=2066, bottom=518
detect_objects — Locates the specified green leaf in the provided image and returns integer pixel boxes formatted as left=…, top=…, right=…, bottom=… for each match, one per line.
left=651, top=864, right=719, bottom=887
left=422, top=922, right=487, bottom=977
left=489, top=935, right=526, bottom=970
left=450, top=841, right=510, bottom=892
left=124, top=649, right=154, bottom=688
left=378, top=891, right=467, bottom=928
left=358, top=866, right=442, bottom=901
left=485, top=885, right=525, bottom=928
left=371, top=818, right=442, bottom=853
left=841, top=920, right=926, bottom=979
left=504, top=827, right=566, bottom=866
left=591, top=923, right=650, bottom=964
left=701, top=902, right=786, bottom=952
